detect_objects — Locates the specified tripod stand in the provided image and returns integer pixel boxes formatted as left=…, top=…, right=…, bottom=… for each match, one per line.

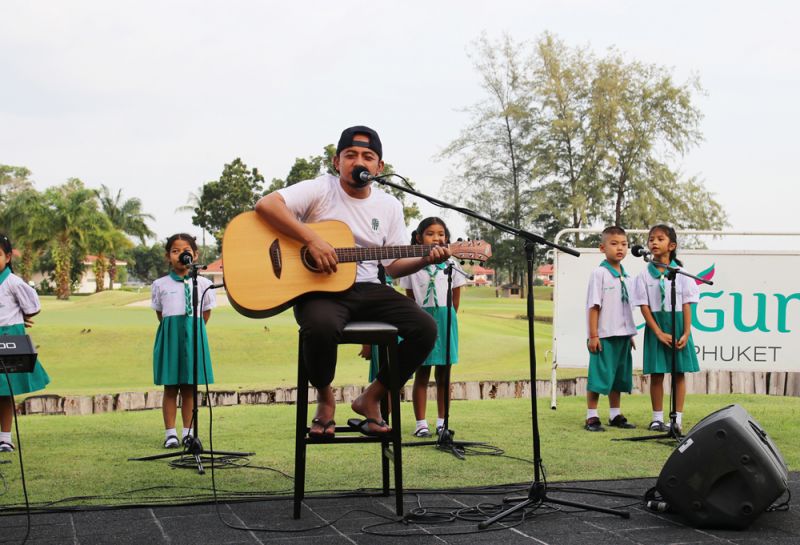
left=619, top=254, right=712, bottom=443
left=130, top=260, right=252, bottom=474
left=403, top=262, right=487, bottom=460
left=370, top=174, right=630, bottom=527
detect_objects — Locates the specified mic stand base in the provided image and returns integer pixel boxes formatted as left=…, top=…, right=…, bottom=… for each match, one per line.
left=402, top=428, right=487, bottom=461
left=478, top=480, right=630, bottom=529
left=129, top=437, right=254, bottom=475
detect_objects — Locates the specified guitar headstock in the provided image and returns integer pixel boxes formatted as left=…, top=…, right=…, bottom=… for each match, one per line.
left=448, top=239, right=492, bottom=262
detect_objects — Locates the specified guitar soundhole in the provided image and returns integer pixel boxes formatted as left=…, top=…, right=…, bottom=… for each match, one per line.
left=300, top=247, right=321, bottom=272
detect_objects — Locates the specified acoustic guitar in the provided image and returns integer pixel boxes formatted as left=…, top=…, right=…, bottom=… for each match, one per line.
left=221, top=211, right=492, bottom=318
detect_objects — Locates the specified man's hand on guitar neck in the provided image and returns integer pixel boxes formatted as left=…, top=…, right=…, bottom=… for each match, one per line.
left=385, top=244, right=451, bottom=279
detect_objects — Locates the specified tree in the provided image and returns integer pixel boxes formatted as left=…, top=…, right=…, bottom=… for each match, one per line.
left=42, top=179, right=107, bottom=299
left=129, top=243, right=170, bottom=283
left=0, top=188, right=50, bottom=281
left=86, top=224, right=131, bottom=292
left=95, top=185, right=155, bottom=289
left=442, top=32, right=727, bottom=286
left=0, top=165, right=34, bottom=206
left=440, top=34, right=536, bottom=291
left=193, top=158, right=265, bottom=248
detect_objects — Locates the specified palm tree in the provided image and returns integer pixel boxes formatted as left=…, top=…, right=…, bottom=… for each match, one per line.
left=0, top=188, right=50, bottom=282
left=175, top=190, right=207, bottom=256
left=86, top=223, right=131, bottom=292
left=95, top=185, right=155, bottom=289
left=43, top=179, right=106, bottom=299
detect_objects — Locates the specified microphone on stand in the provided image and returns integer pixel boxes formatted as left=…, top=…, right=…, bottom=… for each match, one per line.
left=179, top=250, right=194, bottom=266
left=351, top=165, right=379, bottom=187
left=631, top=245, right=652, bottom=260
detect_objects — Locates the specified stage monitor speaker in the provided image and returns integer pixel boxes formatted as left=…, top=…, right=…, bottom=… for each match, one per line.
left=656, top=403, right=788, bottom=529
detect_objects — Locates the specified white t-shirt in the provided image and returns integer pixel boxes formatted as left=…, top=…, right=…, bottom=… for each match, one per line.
left=630, top=266, right=700, bottom=312
left=0, top=273, right=41, bottom=326
left=399, top=260, right=467, bottom=308
left=585, top=265, right=637, bottom=338
left=151, top=275, right=217, bottom=318
left=278, top=174, right=407, bottom=283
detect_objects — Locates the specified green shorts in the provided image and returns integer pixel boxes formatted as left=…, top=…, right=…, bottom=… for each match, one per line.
left=587, top=336, right=633, bottom=395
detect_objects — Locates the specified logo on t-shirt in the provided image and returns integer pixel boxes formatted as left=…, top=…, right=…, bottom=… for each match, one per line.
left=371, top=218, right=380, bottom=231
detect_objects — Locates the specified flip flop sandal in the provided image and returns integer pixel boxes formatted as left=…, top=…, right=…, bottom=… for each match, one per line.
left=347, top=417, right=392, bottom=437
left=308, top=418, right=336, bottom=440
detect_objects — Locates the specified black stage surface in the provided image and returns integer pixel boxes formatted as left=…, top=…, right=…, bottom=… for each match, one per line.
left=1, top=473, right=797, bottom=545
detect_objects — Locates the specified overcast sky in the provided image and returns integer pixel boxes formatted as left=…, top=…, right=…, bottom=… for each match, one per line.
left=2, top=1, right=798, bottom=250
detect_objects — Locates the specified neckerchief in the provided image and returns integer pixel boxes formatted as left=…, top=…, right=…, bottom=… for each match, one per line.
left=0, top=267, right=10, bottom=286
left=169, top=271, right=192, bottom=316
left=423, top=263, right=447, bottom=307
left=600, top=260, right=628, bottom=303
left=647, top=260, right=679, bottom=309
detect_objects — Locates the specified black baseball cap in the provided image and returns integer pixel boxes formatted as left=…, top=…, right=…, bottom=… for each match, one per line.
left=336, top=125, right=382, bottom=159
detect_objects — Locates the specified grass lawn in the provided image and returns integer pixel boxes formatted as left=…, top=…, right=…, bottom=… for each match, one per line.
left=0, top=394, right=796, bottom=508
left=30, top=286, right=567, bottom=397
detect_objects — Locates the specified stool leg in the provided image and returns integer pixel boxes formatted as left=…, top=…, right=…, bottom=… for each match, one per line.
left=379, top=345, right=390, bottom=497
left=388, top=340, right=404, bottom=516
left=294, top=339, right=309, bottom=519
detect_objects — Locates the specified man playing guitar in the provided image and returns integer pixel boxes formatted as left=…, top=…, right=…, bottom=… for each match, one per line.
left=255, top=126, right=450, bottom=438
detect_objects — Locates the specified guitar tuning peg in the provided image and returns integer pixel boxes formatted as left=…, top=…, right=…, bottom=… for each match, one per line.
left=460, top=260, right=465, bottom=266
left=470, top=260, right=475, bottom=265
left=457, top=237, right=463, bottom=242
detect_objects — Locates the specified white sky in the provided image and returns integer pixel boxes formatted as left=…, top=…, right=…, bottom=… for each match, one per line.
left=2, top=1, right=798, bottom=251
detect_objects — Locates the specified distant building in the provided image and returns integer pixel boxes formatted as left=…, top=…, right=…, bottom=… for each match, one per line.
left=471, top=265, right=495, bottom=286
left=202, top=258, right=224, bottom=287
left=536, top=264, right=554, bottom=286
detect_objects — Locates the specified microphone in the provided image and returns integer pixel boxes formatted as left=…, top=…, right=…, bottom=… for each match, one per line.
left=631, top=245, right=651, bottom=259
left=179, top=250, right=194, bottom=266
left=350, top=165, right=377, bottom=187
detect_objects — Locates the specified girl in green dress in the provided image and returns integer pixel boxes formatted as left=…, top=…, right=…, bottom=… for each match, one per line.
left=0, top=234, right=49, bottom=453
left=399, top=218, right=467, bottom=438
left=151, top=234, right=216, bottom=448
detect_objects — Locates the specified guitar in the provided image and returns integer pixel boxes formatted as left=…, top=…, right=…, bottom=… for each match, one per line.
left=221, top=211, right=492, bottom=318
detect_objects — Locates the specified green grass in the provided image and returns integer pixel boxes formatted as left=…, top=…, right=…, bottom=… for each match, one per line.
left=0, top=394, right=796, bottom=507
left=30, top=287, right=563, bottom=396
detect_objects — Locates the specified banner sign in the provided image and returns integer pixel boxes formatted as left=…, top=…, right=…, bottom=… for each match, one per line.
left=553, top=249, right=800, bottom=372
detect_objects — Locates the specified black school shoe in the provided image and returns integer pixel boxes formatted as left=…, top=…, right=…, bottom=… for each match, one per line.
left=608, top=415, right=636, bottom=429
left=584, top=417, right=605, bottom=432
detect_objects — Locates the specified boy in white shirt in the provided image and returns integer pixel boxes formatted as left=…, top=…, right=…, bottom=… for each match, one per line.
left=584, top=226, right=638, bottom=432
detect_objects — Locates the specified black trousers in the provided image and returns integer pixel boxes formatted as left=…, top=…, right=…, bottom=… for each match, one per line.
left=293, top=282, right=437, bottom=389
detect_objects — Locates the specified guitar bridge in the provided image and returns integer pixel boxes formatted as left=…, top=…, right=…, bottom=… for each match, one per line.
left=269, top=239, right=282, bottom=278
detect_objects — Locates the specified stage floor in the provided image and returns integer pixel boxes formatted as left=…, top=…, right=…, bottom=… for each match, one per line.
left=1, top=473, right=797, bottom=545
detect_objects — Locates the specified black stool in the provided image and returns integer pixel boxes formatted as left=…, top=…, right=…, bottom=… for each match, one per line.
left=293, top=321, right=404, bottom=519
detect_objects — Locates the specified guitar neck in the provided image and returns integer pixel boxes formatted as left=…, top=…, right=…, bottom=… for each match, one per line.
left=334, top=244, right=442, bottom=263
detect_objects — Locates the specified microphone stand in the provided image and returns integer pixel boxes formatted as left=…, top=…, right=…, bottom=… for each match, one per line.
left=131, top=261, right=253, bottom=474
left=370, top=174, right=630, bottom=527
left=618, top=254, right=712, bottom=444
left=403, top=261, right=485, bottom=460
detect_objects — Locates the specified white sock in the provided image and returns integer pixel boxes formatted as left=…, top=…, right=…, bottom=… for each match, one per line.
left=586, top=409, right=599, bottom=420
left=436, top=418, right=445, bottom=429
left=609, top=407, right=621, bottom=420
left=415, top=419, right=428, bottom=430
left=0, top=431, right=11, bottom=444
left=182, top=427, right=192, bottom=438
left=652, top=411, right=664, bottom=423
left=675, top=412, right=683, bottom=426
left=165, top=428, right=177, bottom=439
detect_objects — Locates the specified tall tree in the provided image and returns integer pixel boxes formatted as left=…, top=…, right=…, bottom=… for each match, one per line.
left=193, top=158, right=265, bottom=248
left=441, top=34, right=536, bottom=290
left=0, top=165, right=34, bottom=206
left=42, top=179, right=106, bottom=299
left=443, top=32, right=727, bottom=286
left=95, top=185, right=154, bottom=289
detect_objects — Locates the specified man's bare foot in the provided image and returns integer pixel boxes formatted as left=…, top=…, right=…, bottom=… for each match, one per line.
left=351, top=387, right=390, bottom=434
